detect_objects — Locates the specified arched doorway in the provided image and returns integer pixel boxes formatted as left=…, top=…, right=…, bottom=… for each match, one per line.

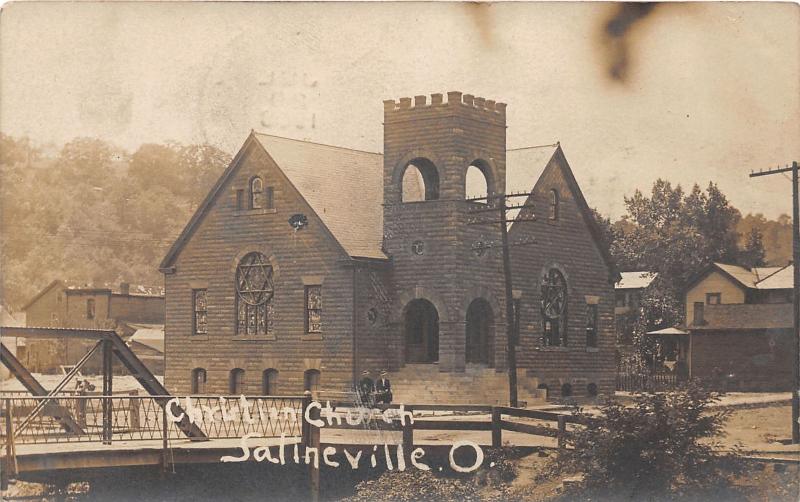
left=404, top=299, right=439, bottom=363
left=465, top=298, right=493, bottom=365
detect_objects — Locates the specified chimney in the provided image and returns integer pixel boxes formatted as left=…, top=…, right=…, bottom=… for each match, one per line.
left=120, top=282, right=130, bottom=295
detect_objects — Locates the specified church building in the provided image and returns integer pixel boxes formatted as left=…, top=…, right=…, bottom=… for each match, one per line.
left=159, top=92, right=619, bottom=403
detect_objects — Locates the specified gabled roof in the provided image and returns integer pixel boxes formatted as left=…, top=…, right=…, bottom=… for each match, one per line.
left=507, top=144, right=620, bottom=282
left=21, top=280, right=63, bottom=311
left=160, top=132, right=387, bottom=269
left=753, top=264, right=792, bottom=289
left=646, top=327, right=688, bottom=336
left=504, top=144, right=559, bottom=224
left=254, top=133, right=385, bottom=260
left=686, top=262, right=793, bottom=293
left=616, top=271, right=657, bottom=290
left=506, top=145, right=560, bottom=195
left=714, top=263, right=759, bottom=288
left=128, top=324, right=164, bottom=353
left=161, top=132, right=619, bottom=279
left=690, top=303, right=792, bottom=331
left=0, top=305, right=25, bottom=327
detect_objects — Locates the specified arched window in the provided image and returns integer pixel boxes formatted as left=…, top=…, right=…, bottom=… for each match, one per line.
left=236, top=252, right=274, bottom=336
left=250, top=177, right=264, bottom=209
left=561, top=383, right=573, bottom=397
left=549, top=189, right=559, bottom=220
left=401, top=158, right=439, bottom=202
left=229, top=368, right=245, bottom=395
left=541, top=268, right=568, bottom=346
left=303, top=369, right=321, bottom=397
left=586, top=304, right=598, bottom=348
left=262, top=369, right=279, bottom=395
left=191, top=368, right=206, bottom=394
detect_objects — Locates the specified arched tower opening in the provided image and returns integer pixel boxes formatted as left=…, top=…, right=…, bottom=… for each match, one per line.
left=465, top=159, right=495, bottom=202
left=401, top=158, right=440, bottom=202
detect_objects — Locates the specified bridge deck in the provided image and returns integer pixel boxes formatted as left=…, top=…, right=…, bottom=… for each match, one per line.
left=6, top=424, right=558, bottom=475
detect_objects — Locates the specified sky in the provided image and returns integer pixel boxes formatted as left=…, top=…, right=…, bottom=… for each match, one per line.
left=1, top=1, right=798, bottom=219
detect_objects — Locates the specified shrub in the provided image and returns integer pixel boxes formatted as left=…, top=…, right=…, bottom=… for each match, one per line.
left=477, top=446, right=520, bottom=486
left=560, top=383, right=739, bottom=496
left=345, top=447, right=523, bottom=502
left=345, top=469, right=483, bottom=502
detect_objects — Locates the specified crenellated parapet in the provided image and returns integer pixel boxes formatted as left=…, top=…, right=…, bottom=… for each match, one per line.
left=383, top=91, right=507, bottom=125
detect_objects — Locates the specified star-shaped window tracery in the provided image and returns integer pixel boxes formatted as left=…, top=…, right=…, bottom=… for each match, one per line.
left=236, top=252, right=274, bottom=335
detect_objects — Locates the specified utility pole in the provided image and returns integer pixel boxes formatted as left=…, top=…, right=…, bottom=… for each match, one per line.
left=467, top=192, right=536, bottom=407
left=750, top=161, right=799, bottom=444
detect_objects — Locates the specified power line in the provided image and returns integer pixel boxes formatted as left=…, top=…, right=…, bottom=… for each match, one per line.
left=749, top=160, right=799, bottom=444
left=466, top=194, right=537, bottom=408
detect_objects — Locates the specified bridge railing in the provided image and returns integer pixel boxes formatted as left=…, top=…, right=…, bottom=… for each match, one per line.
left=0, top=395, right=305, bottom=445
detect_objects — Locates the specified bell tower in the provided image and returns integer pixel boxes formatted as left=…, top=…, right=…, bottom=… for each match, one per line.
left=382, top=92, right=508, bottom=372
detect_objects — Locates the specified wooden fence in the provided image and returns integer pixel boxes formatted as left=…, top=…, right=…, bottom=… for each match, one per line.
left=321, top=401, right=593, bottom=450
left=616, top=371, right=684, bottom=392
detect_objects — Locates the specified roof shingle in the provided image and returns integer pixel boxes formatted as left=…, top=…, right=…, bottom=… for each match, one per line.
left=255, top=134, right=386, bottom=259
left=691, top=303, right=792, bottom=331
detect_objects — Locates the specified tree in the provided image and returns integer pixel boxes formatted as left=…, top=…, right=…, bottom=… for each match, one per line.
left=590, top=207, right=618, bottom=259
left=738, top=213, right=790, bottom=266
left=0, top=134, right=231, bottom=310
left=614, top=180, right=742, bottom=292
left=628, top=279, right=683, bottom=370
left=739, top=227, right=766, bottom=269
left=611, top=180, right=746, bottom=372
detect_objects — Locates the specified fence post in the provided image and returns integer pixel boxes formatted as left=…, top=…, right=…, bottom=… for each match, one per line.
left=102, top=339, right=113, bottom=444
left=402, top=405, right=414, bottom=453
left=301, top=391, right=312, bottom=447
left=129, top=391, right=140, bottom=430
left=491, top=407, right=502, bottom=448
left=557, top=415, right=566, bottom=450
left=306, top=394, right=321, bottom=502
left=161, top=400, right=170, bottom=474
left=3, top=399, right=17, bottom=488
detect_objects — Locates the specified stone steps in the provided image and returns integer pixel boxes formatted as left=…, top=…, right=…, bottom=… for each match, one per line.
left=385, top=364, right=547, bottom=406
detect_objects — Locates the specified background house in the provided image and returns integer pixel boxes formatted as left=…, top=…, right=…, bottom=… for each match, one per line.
left=614, top=271, right=657, bottom=357
left=0, top=305, right=26, bottom=380
left=677, top=262, right=793, bottom=391
left=20, top=280, right=165, bottom=375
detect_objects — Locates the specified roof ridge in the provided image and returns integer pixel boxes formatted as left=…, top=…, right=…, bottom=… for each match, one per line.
left=507, top=143, right=560, bottom=152
left=253, top=131, right=382, bottom=156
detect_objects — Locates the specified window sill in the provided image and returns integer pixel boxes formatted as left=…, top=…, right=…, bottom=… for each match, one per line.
left=302, top=334, right=323, bottom=341
left=234, top=208, right=277, bottom=216
left=232, top=335, right=276, bottom=341
left=535, top=346, right=571, bottom=352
